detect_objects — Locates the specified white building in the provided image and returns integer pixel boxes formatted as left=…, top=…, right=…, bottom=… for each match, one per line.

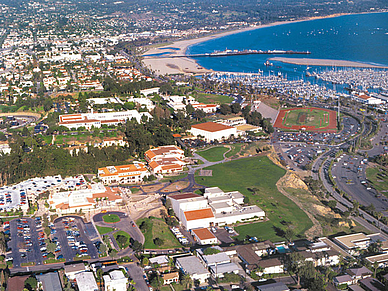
left=351, top=94, right=383, bottom=105
left=58, top=110, right=152, bottom=130
left=0, top=141, right=11, bottom=155
left=190, top=122, right=237, bottom=142
left=64, top=263, right=86, bottom=280
left=168, top=188, right=265, bottom=230
left=103, top=270, right=128, bottom=291
left=48, top=183, right=122, bottom=213
left=75, top=272, right=98, bottom=291
left=191, top=228, right=219, bottom=245
left=98, top=163, right=150, bottom=185
left=140, top=87, right=160, bottom=96
left=176, top=256, right=210, bottom=283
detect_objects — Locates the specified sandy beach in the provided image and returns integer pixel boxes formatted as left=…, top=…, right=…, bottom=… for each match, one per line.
left=269, top=57, right=388, bottom=68
left=142, top=11, right=386, bottom=75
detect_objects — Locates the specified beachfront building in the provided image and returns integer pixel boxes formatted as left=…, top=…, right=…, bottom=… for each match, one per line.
left=351, top=94, right=384, bottom=105
left=58, top=110, right=152, bottom=130
left=189, top=122, right=237, bottom=142
left=145, top=145, right=187, bottom=175
left=98, top=163, right=150, bottom=184
left=48, top=183, right=122, bottom=213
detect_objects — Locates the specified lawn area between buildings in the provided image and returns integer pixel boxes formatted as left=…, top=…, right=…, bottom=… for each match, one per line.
left=366, top=165, right=388, bottom=194
left=136, top=217, right=182, bottom=249
left=197, top=146, right=228, bottom=162
left=102, top=214, right=121, bottom=223
left=113, top=231, right=131, bottom=249
left=195, top=156, right=313, bottom=242
left=96, top=225, right=114, bottom=235
left=196, top=93, right=234, bottom=104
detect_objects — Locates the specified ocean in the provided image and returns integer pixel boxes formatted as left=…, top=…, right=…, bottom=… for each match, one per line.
left=187, top=12, right=388, bottom=85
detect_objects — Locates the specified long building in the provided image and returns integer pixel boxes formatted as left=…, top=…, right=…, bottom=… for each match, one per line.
left=189, top=121, right=237, bottom=142
left=98, top=163, right=149, bottom=184
left=58, top=110, right=152, bottom=130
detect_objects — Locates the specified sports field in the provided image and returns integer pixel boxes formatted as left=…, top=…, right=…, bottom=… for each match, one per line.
left=274, top=107, right=337, bottom=132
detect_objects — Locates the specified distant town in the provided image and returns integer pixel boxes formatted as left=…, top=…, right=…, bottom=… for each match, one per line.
left=0, top=1, right=387, bottom=291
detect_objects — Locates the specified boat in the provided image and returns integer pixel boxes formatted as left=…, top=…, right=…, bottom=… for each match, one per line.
left=264, top=61, right=273, bottom=66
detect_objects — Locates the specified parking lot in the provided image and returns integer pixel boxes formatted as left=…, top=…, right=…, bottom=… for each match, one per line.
left=212, top=226, right=236, bottom=244
left=7, top=217, right=44, bottom=268
left=283, top=145, right=327, bottom=169
left=54, top=216, right=99, bottom=261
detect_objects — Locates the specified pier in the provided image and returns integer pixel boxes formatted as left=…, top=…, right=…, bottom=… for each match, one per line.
left=167, top=49, right=311, bottom=58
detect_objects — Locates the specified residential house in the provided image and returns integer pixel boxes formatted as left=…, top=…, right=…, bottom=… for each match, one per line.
left=75, top=272, right=98, bottom=291
left=346, top=267, right=373, bottom=283
left=175, top=256, right=210, bottom=283
left=333, top=275, right=353, bottom=287
left=162, top=272, right=179, bottom=285
left=103, top=270, right=128, bottom=291
left=256, top=258, right=284, bottom=275
left=36, top=272, right=62, bottom=291
left=64, top=263, right=86, bottom=280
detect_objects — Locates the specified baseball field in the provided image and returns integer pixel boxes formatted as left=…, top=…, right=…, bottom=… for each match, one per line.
left=274, top=107, right=337, bottom=132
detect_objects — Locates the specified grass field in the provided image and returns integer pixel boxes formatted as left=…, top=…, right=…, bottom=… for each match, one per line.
left=103, top=214, right=121, bottom=223
left=197, top=146, right=228, bottom=162
left=366, top=166, right=388, bottom=194
left=225, top=144, right=243, bottom=158
left=96, top=225, right=114, bottom=235
left=195, top=157, right=313, bottom=242
left=136, top=217, right=182, bottom=249
left=196, top=93, right=234, bottom=104
left=283, top=108, right=329, bottom=128
left=113, top=231, right=131, bottom=249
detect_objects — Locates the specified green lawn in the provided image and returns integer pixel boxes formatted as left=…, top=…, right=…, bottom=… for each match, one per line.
left=195, top=157, right=313, bottom=242
left=136, top=217, right=182, bottom=249
left=197, top=146, right=228, bottom=162
left=96, top=225, right=114, bottom=235
left=366, top=166, right=388, bottom=194
left=103, top=214, right=121, bottom=223
left=113, top=231, right=131, bottom=249
left=283, top=108, right=332, bottom=129
left=196, top=93, right=233, bottom=104
left=225, top=143, right=243, bottom=158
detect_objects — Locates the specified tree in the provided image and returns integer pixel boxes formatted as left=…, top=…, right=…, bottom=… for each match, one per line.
left=154, top=237, right=164, bottom=246
left=219, top=104, right=231, bottom=115
left=287, top=252, right=305, bottom=286
left=116, top=235, right=128, bottom=248
left=132, top=240, right=143, bottom=253
left=284, top=227, right=295, bottom=243
left=108, top=249, right=118, bottom=258
left=231, top=103, right=241, bottom=114
left=24, top=276, right=37, bottom=291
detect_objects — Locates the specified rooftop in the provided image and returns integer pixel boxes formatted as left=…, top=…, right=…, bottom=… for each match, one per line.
left=176, top=256, right=210, bottom=276
left=192, top=228, right=217, bottom=241
left=334, top=233, right=371, bottom=249
left=191, top=121, right=234, bottom=132
left=184, top=208, right=214, bottom=221
left=169, top=193, right=202, bottom=201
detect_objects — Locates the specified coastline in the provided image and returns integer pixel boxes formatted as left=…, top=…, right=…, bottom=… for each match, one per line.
left=142, top=11, right=388, bottom=75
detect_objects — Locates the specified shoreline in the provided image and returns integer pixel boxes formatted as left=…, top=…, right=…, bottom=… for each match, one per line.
left=142, top=10, right=388, bottom=75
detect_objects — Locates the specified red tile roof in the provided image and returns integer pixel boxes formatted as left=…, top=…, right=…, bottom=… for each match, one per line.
left=184, top=208, right=214, bottom=221
left=192, top=228, right=216, bottom=240
left=191, top=122, right=234, bottom=132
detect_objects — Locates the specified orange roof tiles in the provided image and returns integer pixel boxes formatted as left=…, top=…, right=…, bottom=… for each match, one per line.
left=191, top=122, right=234, bottom=132
left=184, top=208, right=214, bottom=221
left=99, top=164, right=148, bottom=177
left=192, top=228, right=216, bottom=240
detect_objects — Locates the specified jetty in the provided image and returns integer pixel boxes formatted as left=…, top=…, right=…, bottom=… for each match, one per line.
left=163, top=49, right=311, bottom=58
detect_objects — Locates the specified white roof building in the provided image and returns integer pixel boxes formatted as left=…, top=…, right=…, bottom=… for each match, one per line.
left=75, top=272, right=98, bottom=291
left=103, top=270, right=128, bottom=291
left=176, top=256, right=210, bottom=283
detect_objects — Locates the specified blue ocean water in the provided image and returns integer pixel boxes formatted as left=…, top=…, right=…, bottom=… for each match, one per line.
left=187, top=12, right=388, bottom=82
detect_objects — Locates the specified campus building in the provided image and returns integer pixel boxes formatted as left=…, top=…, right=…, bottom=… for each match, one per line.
left=58, top=110, right=152, bottom=130
left=145, top=145, right=187, bottom=175
left=189, top=122, right=237, bottom=142
left=48, top=183, right=122, bottom=213
left=98, top=163, right=149, bottom=184
left=168, top=187, right=265, bottom=230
